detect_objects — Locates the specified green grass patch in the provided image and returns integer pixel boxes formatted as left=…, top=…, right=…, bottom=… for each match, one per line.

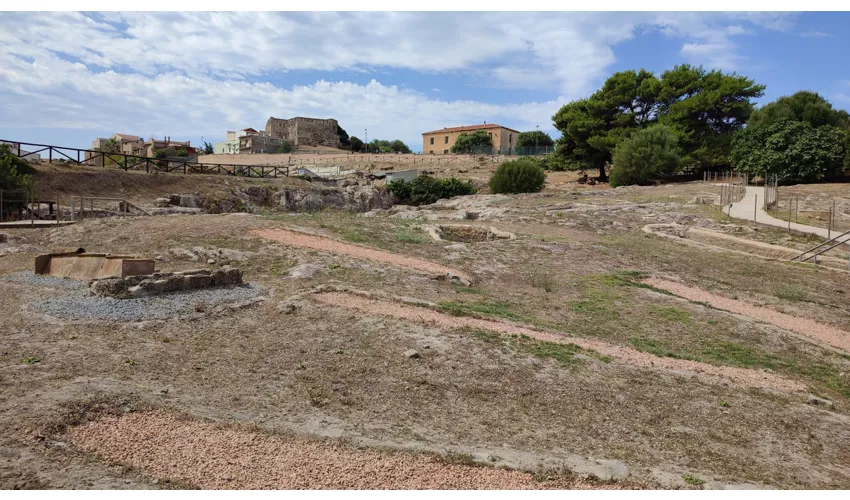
left=648, top=305, right=692, bottom=324
left=454, top=285, right=486, bottom=295
left=682, top=474, right=705, bottom=486
left=628, top=337, right=695, bottom=360
left=22, top=356, right=41, bottom=364
left=772, top=284, right=808, bottom=302
left=629, top=335, right=850, bottom=400
left=439, top=301, right=524, bottom=322
left=396, top=230, right=424, bottom=244
left=340, top=229, right=367, bottom=243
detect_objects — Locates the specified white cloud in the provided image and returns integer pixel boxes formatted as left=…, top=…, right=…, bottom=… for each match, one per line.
left=0, top=12, right=803, bottom=149
left=650, top=12, right=796, bottom=71
left=0, top=48, right=563, bottom=149
left=800, top=31, right=832, bottom=38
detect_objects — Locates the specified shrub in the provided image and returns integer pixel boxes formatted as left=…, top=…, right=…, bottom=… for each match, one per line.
left=0, top=144, right=36, bottom=217
left=0, top=143, right=35, bottom=191
left=276, top=141, right=294, bottom=154
left=154, top=149, right=167, bottom=159
left=387, top=175, right=477, bottom=205
left=610, top=125, right=682, bottom=187
left=488, top=158, right=546, bottom=194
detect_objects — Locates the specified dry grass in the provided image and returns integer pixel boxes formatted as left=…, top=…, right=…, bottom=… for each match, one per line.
left=3, top=173, right=850, bottom=489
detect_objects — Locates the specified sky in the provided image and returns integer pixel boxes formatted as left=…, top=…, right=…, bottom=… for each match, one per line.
left=1, top=11, right=848, bottom=153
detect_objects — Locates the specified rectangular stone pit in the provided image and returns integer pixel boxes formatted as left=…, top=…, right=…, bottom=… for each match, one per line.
left=90, top=267, right=243, bottom=299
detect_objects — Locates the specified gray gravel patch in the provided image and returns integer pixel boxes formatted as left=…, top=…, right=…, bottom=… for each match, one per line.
left=0, top=271, right=88, bottom=290
left=30, top=285, right=263, bottom=321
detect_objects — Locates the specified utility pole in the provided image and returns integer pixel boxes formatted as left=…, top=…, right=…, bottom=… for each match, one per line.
left=535, top=125, right=539, bottom=155
left=365, top=128, right=368, bottom=154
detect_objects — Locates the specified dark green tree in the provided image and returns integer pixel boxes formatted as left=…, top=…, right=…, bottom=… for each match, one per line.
left=748, top=91, right=850, bottom=129
left=276, top=141, right=293, bottom=154
left=390, top=140, right=412, bottom=154
left=609, top=125, right=682, bottom=187
left=450, top=130, right=493, bottom=154
left=657, top=65, right=765, bottom=169
left=732, top=120, right=847, bottom=183
left=337, top=125, right=350, bottom=148
left=552, top=69, right=662, bottom=180
left=553, top=65, right=763, bottom=179
left=349, top=136, right=364, bottom=152
left=515, top=131, right=554, bottom=150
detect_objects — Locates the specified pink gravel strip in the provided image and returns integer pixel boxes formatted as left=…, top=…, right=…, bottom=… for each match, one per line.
left=313, top=292, right=806, bottom=393
left=646, top=278, right=850, bottom=354
left=67, top=411, right=624, bottom=490
left=253, top=228, right=470, bottom=281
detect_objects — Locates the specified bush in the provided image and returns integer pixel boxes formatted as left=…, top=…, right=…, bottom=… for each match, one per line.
left=488, top=158, right=546, bottom=194
left=154, top=150, right=167, bottom=159
left=387, top=175, right=477, bottom=205
left=610, top=125, right=682, bottom=187
left=276, top=141, right=294, bottom=154
left=0, top=144, right=36, bottom=215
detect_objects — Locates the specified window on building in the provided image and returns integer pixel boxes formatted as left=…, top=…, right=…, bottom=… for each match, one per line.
left=444, top=149, right=448, bottom=154
left=430, top=137, right=434, bottom=145
left=445, top=136, right=449, bottom=144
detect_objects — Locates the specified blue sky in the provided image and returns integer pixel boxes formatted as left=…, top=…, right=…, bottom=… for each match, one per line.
left=0, top=11, right=848, bottom=153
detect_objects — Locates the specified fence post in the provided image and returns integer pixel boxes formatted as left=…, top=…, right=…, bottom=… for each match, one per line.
left=71, top=198, right=75, bottom=221
left=788, top=196, right=791, bottom=233
left=754, top=194, right=757, bottom=223
left=0, top=189, right=3, bottom=223
left=828, top=206, right=832, bottom=240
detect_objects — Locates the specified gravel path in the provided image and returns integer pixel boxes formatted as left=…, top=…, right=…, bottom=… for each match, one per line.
left=29, top=285, right=262, bottom=321
left=646, top=278, right=850, bottom=354
left=313, top=292, right=805, bottom=393
left=68, top=411, right=626, bottom=490
left=253, top=228, right=470, bottom=281
left=0, top=271, right=88, bottom=290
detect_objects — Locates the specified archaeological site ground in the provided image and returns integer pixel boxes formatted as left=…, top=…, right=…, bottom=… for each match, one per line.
left=2, top=159, right=850, bottom=490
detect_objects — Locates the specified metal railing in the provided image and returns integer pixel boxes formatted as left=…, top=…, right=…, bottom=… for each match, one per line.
left=2, top=139, right=289, bottom=178
left=790, top=228, right=850, bottom=264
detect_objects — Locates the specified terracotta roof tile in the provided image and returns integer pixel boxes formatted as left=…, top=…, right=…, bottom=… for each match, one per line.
left=422, top=123, right=520, bottom=135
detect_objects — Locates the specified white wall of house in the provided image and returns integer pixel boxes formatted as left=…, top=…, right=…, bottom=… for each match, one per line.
left=213, top=139, right=239, bottom=154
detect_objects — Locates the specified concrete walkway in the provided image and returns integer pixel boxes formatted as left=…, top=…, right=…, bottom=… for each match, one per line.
left=726, top=185, right=850, bottom=247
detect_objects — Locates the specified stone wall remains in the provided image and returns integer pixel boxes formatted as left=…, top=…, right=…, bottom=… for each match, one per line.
left=90, top=267, right=243, bottom=299
left=265, top=117, right=341, bottom=148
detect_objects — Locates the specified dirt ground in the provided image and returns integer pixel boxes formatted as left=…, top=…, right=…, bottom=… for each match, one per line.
left=2, top=167, right=850, bottom=490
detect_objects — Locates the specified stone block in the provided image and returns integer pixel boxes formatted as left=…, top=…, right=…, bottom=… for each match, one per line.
left=182, top=274, right=212, bottom=290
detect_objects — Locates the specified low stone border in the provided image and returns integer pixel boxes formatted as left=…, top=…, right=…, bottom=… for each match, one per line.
left=90, top=267, right=243, bottom=299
